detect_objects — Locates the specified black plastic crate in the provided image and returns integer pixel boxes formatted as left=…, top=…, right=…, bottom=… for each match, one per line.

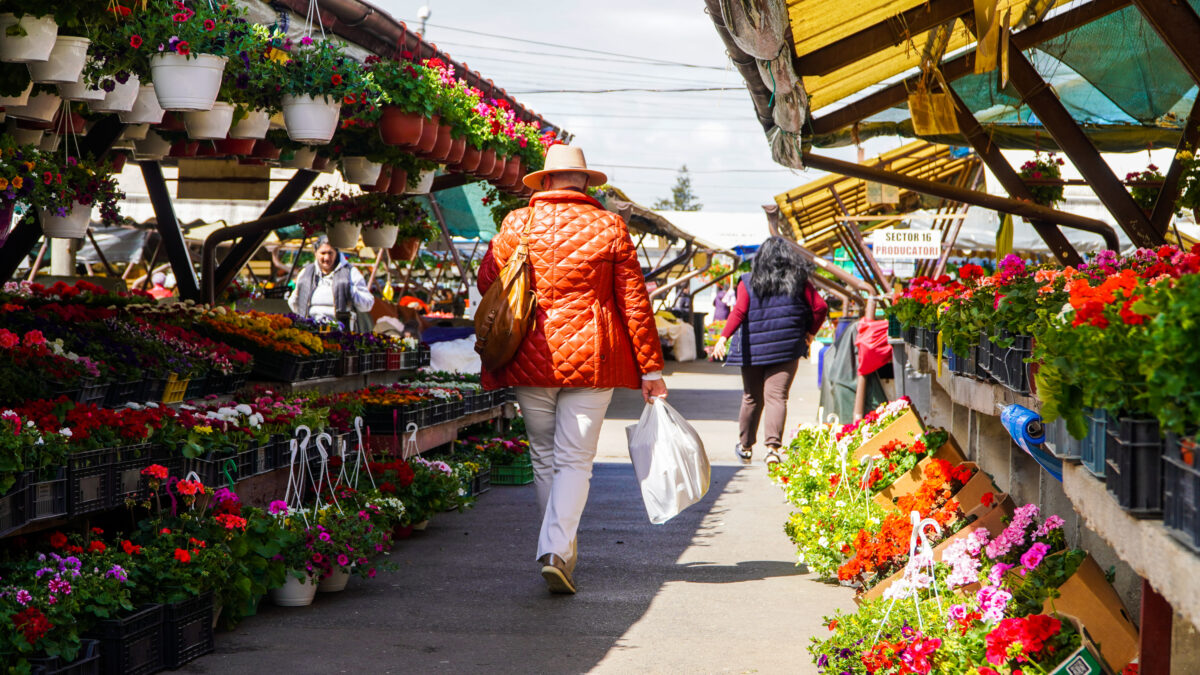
left=448, top=399, right=465, bottom=421
left=1044, top=416, right=1083, bottom=462
left=183, top=376, right=206, bottom=401
left=85, top=604, right=163, bottom=675
left=250, top=350, right=303, bottom=382
left=110, top=444, right=164, bottom=507
left=418, top=344, right=431, bottom=367
left=298, top=356, right=322, bottom=381
left=472, top=467, right=491, bottom=496
left=203, top=371, right=250, bottom=397
left=914, top=326, right=928, bottom=352
left=25, top=467, right=68, bottom=521
left=162, top=592, right=214, bottom=669
left=248, top=441, right=274, bottom=476
left=234, top=448, right=258, bottom=480
left=1000, top=334, right=1033, bottom=394
left=28, top=638, right=102, bottom=675
left=922, top=327, right=939, bottom=353
left=336, top=352, right=361, bottom=378
left=902, top=325, right=918, bottom=347
left=68, top=449, right=115, bottom=517
left=1163, top=434, right=1200, bottom=552
left=1104, top=416, right=1164, bottom=517
left=184, top=455, right=239, bottom=489
left=104, top=379, right=144, bottom=407
left=1081, top=408, right=1109, bottom=477
left=74, top=379, right=110, bottom=407
left=0, top=472, right=26, bottom=537
left=318, top=355, right=338, bottom=378
left=142, top=377, right=167, bottom=403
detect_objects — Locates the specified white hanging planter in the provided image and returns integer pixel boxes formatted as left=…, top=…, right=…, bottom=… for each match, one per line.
left=183, top=101, right=234, bottom=140
left=0, top=14, right=58, bottom=63
left=406, top=169, right=437, bottom=194
left=149, top=52, right=226, bottom=111
left=281, top=94, right=341, bottom=144
left=37, top=133, right=59, bottom=152
left=327, top=221, right=361, bottom=249
left=0, top=81, right=31, bottom=107
left=119, top=123, right=150, bottom=141
left=228, top=109, right=270, bottom=139
left=317, top=567, right=351, bottom=593
left=118, top=84, right=165, bottom=125
left=269, top=573, right=318, bottom=607
left=281, top=146, right=317, bottom=169
left=58, top=79, right=104, bottom=102
left=39, top=203, right=91, bottom=238
left=27, top=36, right=90, bottom=85
left=6, top=90, right=60, bottom=123
left=341, top=156, right=382, bottom=185
left=133, top=131, right=171, bottom=160
left=8, top=125, right=42, bottom=145
left=89, top=74, right=140, bottom=113
left=362, top=225, right=399, bottom=250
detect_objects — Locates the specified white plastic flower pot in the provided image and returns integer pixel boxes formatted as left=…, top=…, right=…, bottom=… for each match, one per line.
left=183, top=101, right=234, bottom=140
left=0, top=81, right=31, bottom=107
left=27, top=36, right=90, bottom=85
left=406, top=169, right=437, bottom=194
left=5, top=90, right=60, bottom=122
left=133, top=131, right=171, bottom=160
left=361, top=224, right=399, bottom=250
left=119, top=123, right=149, bottom=141
left=57, top=79, right=104, bottom=102
left=118, top=84, right=165, bottom=125
left=229, top=109, right=270, bottom=139
left=0, top=14, right=58, bottom=63
left=269, top=573, right=318, bottom=607
left=39, top=203, right=91, bottom=238
left=8, top=125, right=41, bottom=145
left=327, top=221, right=362, bottom=249
left=341, top=156, right=382, bottom=185
left=89, top=74, right=140, bottom=113
left=281, top=146, right=317, bottom=169
left=37, top=133, right=59, bottom=151
left=149, top=52, right=227, bottom=111
left=281, top=94, right=341, bottom=144
left=317, top=567, right=351, bottom=593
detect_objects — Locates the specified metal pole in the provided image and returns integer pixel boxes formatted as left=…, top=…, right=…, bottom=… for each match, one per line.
left=27, top=239, right=48, bottom=281
left=140, top=161, right=201, bottom=300
left=86, top=229, right=117, bottom=277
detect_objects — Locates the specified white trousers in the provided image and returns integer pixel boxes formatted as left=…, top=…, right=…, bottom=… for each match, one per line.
left=514, top=386, right=615, bottom=571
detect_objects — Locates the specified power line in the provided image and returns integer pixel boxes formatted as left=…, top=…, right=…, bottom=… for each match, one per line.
left=593, top=163, right=797, bottom=174
left=540, top=112, right=754, bottom=120
left=512, top=86, right=744, bottom=94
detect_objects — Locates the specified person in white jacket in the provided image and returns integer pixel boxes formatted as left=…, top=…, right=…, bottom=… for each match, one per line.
left=287, top=235, right=374, bottom=323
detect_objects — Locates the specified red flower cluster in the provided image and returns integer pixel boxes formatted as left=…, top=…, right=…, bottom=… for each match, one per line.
left=12, top=607, right=52, bottom=645
left=985, top=614, right=1062, bottom=666
left=369, top=458, right=416, bottom=494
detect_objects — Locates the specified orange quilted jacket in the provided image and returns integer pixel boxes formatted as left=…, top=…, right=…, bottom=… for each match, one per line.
left=477, top=189, right=665, bottom=390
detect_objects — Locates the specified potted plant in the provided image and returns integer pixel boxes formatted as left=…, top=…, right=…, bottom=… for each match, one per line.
left=117, top=0, right=246, bottom=111
left=216, top=23, right=280, bottom=142
left=0, top=8, right=58, bottom=64
left=270, top=37, right=372, bottom=144
left=1174, top=145, right=1200, bottom=220
left=387, top=198, right=437, bottom=257
left=31, top=153, right=125, bottom=238
left=1126, top=164, right=1163, bottom=215
left=1019, top=152, right=1066, bottom=207
left=372, top=53, right=436, bottom=148
left=264, top=503, right=320, bottom=606
left=301, top=184, right=365, bottom=249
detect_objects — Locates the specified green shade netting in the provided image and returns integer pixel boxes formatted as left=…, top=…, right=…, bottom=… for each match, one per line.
left=431, top=181, right=497, bottom=242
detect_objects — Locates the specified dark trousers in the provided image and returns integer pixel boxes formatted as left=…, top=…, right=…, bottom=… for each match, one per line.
left=738, top=358, right=799, bottom=449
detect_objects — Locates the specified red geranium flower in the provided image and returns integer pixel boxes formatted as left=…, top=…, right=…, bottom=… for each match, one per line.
left=130, top=35, right=143, bottom=48
left=48, top=531, right=67, bottom=549
left=331, top=74, right=342, bottom=86
left=204, top=18, right=215, bottom=30
left=176, top=41, right=190, bottom=56
left=174, top=548, right=192, bottom=563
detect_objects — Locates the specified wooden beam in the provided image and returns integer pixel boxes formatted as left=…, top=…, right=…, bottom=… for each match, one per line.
left=1152, top=96, right=1200, bottom=236
left=830, top=186, right=890, bottom=291
left=809, top=0, right=1133, bottom=136
left=794, top=0, right=973, bottom=77
left=1005, top=43, right=1163, bottom=248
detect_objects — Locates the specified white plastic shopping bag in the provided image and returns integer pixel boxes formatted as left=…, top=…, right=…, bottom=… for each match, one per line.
left=625, top=398, right=711, bottom=524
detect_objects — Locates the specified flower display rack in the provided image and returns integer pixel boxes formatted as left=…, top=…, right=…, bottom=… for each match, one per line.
left=1163, top=435, right=1200, bottom=552
left=161, top=592, right=214, bottom=669
left=83, top=603, right=164, bottom=675
left=27, top=638, right=102, bottom=675
left=26, top=467, right=68, bottom=521
left=1104, top=416, right=1165, bottom=517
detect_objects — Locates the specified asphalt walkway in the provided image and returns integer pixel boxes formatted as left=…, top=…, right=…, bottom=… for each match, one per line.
left=189, top=358, right=855, bottom=674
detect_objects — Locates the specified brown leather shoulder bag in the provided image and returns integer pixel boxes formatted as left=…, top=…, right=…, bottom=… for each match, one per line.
left=474, top=208, right=537, bottom=371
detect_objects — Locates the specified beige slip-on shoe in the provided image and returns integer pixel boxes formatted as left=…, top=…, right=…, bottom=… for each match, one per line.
left=539, top=553, right=576, bottom=594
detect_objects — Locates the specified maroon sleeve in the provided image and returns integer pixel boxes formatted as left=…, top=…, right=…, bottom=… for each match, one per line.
left=806, top=282, right=828, bottom=335
left=477, top=241, right=498, bottom=294
left=721, top=280, right=750, bottom=338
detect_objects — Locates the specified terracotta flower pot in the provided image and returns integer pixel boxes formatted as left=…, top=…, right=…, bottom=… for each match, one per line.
left=498, top=159, right=522, bottom=188
left=392, top=523, right=414, bottom=540
left=252, top=139, right=281, bottom=160
left=378, top=106, right=424, bottom=147
left=475, top=149, right=496, bottom=178
left=312, top=155, right=331, bottom=172
left=487, top=155, right=508, bottom=181
left=428, top=124, right=453, bottom=161
left=446, top=137, right=467, bottom=165
left=457, top=146, right=482, bottom=173
left=415, top=114, right=440, bottom=154
left=195, top=141, right=221, bottom=157
left=215, top=137, right=256, bottom=155
left=387, top=167, right=408, bottom=195
left=363, top=165, right=391, bottom=193
left=389, top=237, right=421, bottom=262
left=156, top=111, right=186, bottom=132
left=168, top=141, right=199, bottom=158
left=109, top=152, right=127, bottom=173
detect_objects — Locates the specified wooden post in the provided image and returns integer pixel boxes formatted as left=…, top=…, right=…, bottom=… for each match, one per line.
left=1140, top=579, right=1172, bottom=675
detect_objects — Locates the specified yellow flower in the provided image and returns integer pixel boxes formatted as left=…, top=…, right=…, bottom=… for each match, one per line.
left=194, top=425, right=213, bottom=434
left=12, top=176, right=22, bottom=189
left=0, top=177, right=8, bottom=190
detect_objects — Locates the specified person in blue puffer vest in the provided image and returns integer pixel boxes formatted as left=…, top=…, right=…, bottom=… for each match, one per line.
left=711, top=237, right=828, bottom=465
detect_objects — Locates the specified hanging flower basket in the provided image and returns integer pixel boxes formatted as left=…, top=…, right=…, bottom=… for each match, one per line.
left=390, top=236, right=421, bottom=261
left=183, top=102, right=235, bottom=140
left=169, top=140, right=199, bottom=158
left=386, top=167, right=408, bottom=195
left=415, top=115, right=441, bottom=154
left=408, top=170, right=436, bottom=195
left=281, top=94, right=341, bottom=144
left=58, top=78, right=105, bottom=102
left=133, top=131, right=172, bottom=160
left=118, top=84, right=165, bottom=124
left=327, top=221, right=361, bottom=249
left=317, top=567, right=351, bottom=593
left=40, top=203, right=91, bottom=239
left=269, top=573, right=317, bottom=607
left=149, top=52, right=227, bottom=111
left=229, top=109, right=270, bottom=139
left=428, top=125, right=453, bottom=161
left=341, top=156, right=382, bottom=185
left=378, top=106, right=425, bottom=147
left=27, top=36, right=90, bottom=84
left=119, top=123, right=150, bottom=141
left=38, top=133, right=60, bottom=152
left=7, top=125, right=42, bottom=145
left=89, top=74, right=141, bottom=113
left=446, top=137, right=467, bottom=165
left=0, top=14, right=58, bottom=63
left=6, top=90, right=60, bottom=123
left=214, top=137, right=255, bottom=155
left=281, top=146, right=318, bottom=169
left=361, top=224, right=399, bottom=249
left=0, top=81, right=31, bottom=107
left=251, top=139, right=281, bottom=160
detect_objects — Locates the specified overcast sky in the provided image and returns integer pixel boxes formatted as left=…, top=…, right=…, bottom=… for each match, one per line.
left=371, top=0, right=904, bottom=213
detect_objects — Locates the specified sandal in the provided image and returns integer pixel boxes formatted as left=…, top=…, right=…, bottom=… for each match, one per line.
left=764, top=446, right=783, bottom=466
left=734, top=443, right=753, bottom=464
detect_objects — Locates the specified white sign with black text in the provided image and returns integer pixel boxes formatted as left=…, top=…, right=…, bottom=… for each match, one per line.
left=869, top=228, right=943, bottom=260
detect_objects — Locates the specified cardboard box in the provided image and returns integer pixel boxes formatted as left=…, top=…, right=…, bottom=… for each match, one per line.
left=1044, top=555, right=1139, bottom=673
left=872, top=436, right=968, bottom=508
left=854, top=408, right=925, bottom=460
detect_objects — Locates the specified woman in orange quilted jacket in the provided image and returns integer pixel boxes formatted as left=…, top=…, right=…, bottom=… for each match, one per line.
left=477, top=144, right=667, bottom=595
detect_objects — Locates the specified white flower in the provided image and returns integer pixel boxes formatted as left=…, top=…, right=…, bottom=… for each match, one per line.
left=58, top=428, right=72, bottom=438
left=145, top=402, right=159, bottom=409
left=235, top=404, right=252, bottom=416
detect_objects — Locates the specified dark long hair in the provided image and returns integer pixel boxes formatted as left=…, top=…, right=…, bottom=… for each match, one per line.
left=749, top=236, right=812, bottom=300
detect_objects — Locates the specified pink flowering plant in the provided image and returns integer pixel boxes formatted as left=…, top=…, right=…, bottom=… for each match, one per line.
left=302, top=503, right=392, bottom=580
left=117, top=0, right=249, bottom=64
left=1018, top=152, right=1066, bottom=206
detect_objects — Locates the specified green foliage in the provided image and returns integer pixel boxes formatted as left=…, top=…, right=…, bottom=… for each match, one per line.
left=652, top=165, right=702, bottom=211
left=1135, top=273, right=1200, bottom=433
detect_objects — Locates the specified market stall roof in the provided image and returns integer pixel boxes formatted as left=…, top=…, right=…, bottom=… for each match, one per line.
left=772, top=141, right=981, bottom=255
left=596, top=187, right=726, bottom=251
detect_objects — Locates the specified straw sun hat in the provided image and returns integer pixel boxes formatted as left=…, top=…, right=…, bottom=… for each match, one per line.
left=522, top=144, right=608, bottom=190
